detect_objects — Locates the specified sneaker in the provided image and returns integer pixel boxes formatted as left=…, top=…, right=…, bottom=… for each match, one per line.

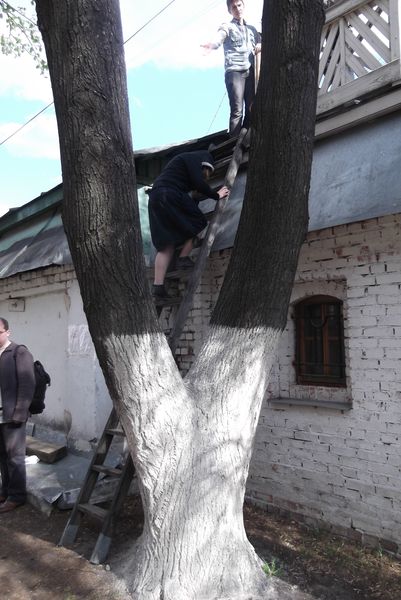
left=0, top=499, right=24, bottom=513
left=152, top=284, right=171, bottom=300
left=175, top=257, right=194, bottom=270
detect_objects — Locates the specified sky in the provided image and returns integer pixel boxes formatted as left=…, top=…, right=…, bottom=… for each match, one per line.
left=0, top=0, right=264, bottom=216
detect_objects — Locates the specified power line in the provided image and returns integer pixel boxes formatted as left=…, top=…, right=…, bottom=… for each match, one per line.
left=123, top=0, right=177, bottom=45
left=206, top=92, right=226, bottom=135
left=0, top=0, right=179, bottom=147
left=0, top=102, right=54, bottom=147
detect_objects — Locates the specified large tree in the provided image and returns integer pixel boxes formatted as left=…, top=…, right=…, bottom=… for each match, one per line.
left=35, top=1, right=324, bottom=598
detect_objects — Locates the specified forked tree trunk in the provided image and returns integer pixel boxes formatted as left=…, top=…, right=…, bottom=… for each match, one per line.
left=35, top=1, right=324, bottom=598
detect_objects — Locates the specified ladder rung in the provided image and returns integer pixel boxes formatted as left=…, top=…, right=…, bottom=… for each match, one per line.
left=209, top=136, right=238, bottom=155
left=154, top=296, right=182, bottom=307
left=165, top=269, right=193, bottom=280
left=92, top=464, right=123, bottom=477
left=105, top=427, right=125, bottom=436
left=78, top=503, right=108, bottom=521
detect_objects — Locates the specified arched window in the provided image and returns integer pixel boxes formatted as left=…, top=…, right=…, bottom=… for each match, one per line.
left=295, top=295, right=346, bottom=387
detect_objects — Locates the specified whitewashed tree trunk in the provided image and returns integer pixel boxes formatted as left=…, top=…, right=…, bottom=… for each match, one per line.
left=35, top=0, right=325, bottom=598
left=104, top=326, right=281, bottom=599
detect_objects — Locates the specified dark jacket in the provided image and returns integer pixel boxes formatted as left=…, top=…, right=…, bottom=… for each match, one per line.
left=0, top=342, right=35, bottom=422
left=152, top=151, right=219, bottom=200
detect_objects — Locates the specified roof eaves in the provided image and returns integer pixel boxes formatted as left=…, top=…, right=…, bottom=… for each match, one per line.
left=0, top=183, right=63, bottom=235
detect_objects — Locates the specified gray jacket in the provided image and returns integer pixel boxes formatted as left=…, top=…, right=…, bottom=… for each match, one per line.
left=0, top=342, right=35, bottom=422
left=218, top=19, right=261, bottom=72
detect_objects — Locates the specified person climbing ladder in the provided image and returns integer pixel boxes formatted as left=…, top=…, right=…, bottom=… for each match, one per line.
left=147, top=150, right=229, bottom=299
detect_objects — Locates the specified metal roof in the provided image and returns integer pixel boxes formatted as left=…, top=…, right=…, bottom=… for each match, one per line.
left=0, top=110, right=400, bottom=279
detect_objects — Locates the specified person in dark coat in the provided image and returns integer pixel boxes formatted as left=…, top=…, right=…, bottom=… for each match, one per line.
left=0, top=318, right=35, bottom=512
left=148, top=150, right=229, bottom=298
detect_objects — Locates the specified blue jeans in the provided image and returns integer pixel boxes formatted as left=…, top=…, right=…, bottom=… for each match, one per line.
left=225, top=67, right=255, bottom=136
left=0, top=422, right=27, bottom=503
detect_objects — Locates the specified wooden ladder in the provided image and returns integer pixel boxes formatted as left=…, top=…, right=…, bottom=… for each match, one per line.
left=58, top=129, right=250, bottom=563
left=58, top=408, right=135, bottom=564
left=159, top=127, right=250, bottom=350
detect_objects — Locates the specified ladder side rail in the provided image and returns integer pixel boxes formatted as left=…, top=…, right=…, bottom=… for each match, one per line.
left=90, top=454, right=136, bottom=564
left=58, top=407, right=120, bottom=547
left=168, top=128, right=249, bottom=353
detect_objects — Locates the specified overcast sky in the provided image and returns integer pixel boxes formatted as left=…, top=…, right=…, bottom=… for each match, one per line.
left=0, top=0, right=264, bottom=215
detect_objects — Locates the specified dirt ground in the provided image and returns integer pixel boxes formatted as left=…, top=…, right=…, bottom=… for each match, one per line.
left=1, top=497, right=400, bottom=600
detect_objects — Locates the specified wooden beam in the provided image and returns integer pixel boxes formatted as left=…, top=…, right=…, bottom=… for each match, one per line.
left=389, top=0, right=401, bottom=61
left=315, top=85, right=401, bottom=139
left=26, top=435, right=67, bottom=464
left=325, top=0, right=372, bottom=25
left=317, top=58, right=401, bottom=114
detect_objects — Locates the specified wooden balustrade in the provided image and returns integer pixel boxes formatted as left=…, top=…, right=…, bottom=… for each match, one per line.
left=317, top=0, right=401, bottom=114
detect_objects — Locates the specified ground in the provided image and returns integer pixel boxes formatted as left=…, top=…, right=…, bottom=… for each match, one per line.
left=1, top=497, right=400, bottom=599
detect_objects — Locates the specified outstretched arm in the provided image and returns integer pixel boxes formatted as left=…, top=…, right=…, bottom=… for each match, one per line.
left=201, top=28, right=227, bottom=55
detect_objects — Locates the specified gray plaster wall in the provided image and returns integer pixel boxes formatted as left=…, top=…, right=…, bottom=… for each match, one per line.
left=207, top=111, right=401, bottom=252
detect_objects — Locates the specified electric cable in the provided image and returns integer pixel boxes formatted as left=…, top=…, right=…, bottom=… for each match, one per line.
left=205, top=91, right=226, bottom=134
left=0, top=0, right=227, bottom=147
left=0, top=101, right=54, bottom=147
left=0, top=0, right=181, bottom=147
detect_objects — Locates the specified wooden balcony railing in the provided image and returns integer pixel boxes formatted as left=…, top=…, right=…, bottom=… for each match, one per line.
left=317, top=0, right=401, bottom=114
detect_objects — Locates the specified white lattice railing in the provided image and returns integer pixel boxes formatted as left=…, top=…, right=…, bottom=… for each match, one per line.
left=318, top=0, right=401, bottom=114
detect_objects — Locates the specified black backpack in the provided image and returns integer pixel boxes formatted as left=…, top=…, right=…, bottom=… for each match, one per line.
left=14, top=346, right=51, bottom=414
left=30, top=360, right=51, bottom=414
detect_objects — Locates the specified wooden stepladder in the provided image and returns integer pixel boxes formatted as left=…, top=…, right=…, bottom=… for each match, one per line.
left=59, top=129, right=250, bottom=563
left=58, top=408, right=135, bottom=564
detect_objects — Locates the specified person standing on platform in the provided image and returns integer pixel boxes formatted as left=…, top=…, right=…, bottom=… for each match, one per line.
left=202, top=0, right=261, bottom=137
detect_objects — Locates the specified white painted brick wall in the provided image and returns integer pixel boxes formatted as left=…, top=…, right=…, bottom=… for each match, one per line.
left=3, top=221, right=400, bottom=550
left=178, top=214, right=401, bottom=551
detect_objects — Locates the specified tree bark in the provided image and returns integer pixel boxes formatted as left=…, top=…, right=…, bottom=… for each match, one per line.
left=35, top=1, right=324, bottom=598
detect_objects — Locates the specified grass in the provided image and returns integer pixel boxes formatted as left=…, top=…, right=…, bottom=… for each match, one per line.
left=262, top=558, right=283, bottom=578
left=244, top=502, right=401, bottom=600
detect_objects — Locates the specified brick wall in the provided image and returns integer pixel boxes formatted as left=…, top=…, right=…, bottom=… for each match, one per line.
left=176, top=213, right=401, bottom=552
left=3, top=219, right=400, bottom=552
left=0, top=264, right=75, bottom=297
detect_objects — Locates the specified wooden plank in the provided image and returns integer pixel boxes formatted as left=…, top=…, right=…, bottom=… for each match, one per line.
left=345, top=27, right=383, bottom=70
left=348, top=13, right=391, bottom=63
left=26, top=435, right=67, bottom=464
left=325, top=0, right=372, bottom=25
left=319, top=23, right=340, bottom=83
left=254, top=51, right=261, bottom=93
left=315, top=86, right=401, bottom=139
left=339, top=18, right=348, bottom=85
left=389, top=0, right=400, bottom=61
left=168, top=129, right=249, bottom=353
left=346, top=46, right=370, bottom=77
left=376, top=0, right=390, bottom=15
left=320, top=39, right=341, bottom=94
left=91, top=464, right=123, bottom=477
left=78, top=502, right=108, bottom=521
left=363, top=4, right=390, bottom=40
left=317, top=58, right=400, bottom=114
left=331, top=62, right=342, bottom=90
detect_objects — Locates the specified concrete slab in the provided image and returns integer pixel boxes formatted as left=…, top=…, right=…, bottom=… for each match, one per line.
left=26, top=452, right=91, bottom=515
left=25, top=450, right=135, bottom=516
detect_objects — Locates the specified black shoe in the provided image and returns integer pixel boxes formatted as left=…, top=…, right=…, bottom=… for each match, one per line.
left=175, top=257, right=194, bottom=270
left=152, top=284, right=171, bottom=300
